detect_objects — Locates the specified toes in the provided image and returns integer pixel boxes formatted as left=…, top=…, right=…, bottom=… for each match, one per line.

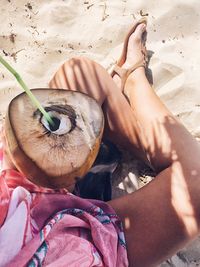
left=133, top=23, right=147, bottom=41
left=135, top=23, right=146, bottom=35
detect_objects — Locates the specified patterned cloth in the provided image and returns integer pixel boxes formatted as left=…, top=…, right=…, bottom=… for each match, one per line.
left=0, top=126, right=128, bottom=267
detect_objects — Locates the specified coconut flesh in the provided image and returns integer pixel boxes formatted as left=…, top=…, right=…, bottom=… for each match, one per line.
left=5, top=88, right=104, bottom=190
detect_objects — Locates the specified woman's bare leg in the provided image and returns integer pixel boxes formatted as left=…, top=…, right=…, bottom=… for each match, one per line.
left=109, top=68, right=200, bottom=265
left=108, top=26, right=200, bottom=267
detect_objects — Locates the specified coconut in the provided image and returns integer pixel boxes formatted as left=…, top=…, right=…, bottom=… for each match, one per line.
left=4, top=88, right=104, bottom=190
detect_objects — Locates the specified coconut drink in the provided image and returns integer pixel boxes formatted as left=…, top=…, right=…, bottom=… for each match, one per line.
left=4, top=88, right=104, bottom=190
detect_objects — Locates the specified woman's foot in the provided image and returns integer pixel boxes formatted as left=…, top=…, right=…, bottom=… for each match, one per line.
left=112, top=22, right=147, bottom=92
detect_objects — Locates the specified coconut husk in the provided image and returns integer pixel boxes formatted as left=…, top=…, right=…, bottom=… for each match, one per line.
left=4, top=88, right=104, bottom=190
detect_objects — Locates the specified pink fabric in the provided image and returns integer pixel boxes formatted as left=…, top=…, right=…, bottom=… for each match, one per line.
left=0, top=127, right=128, bottom=267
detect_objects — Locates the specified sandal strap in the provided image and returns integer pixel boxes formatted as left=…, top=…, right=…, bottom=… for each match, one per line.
left=112, top=59, right=145, bottom=91
left=112, top=65, right=128, bottom=79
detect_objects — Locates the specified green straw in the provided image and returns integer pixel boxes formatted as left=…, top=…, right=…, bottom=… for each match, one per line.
left=0, top=55, right=55, bottom=127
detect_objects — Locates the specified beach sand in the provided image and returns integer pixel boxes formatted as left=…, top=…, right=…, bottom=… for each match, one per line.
left=1, top=0, right=200, bottom=266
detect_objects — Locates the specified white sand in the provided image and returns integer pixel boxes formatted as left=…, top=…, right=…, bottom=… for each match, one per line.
left=1, top=0, right=200, bottom=266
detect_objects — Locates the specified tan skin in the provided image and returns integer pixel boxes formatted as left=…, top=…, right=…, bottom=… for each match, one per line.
left=3, top=23, right=200, bottom=266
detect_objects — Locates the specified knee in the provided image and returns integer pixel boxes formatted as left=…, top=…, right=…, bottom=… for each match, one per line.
left=62, top=56, right=102, bottom=76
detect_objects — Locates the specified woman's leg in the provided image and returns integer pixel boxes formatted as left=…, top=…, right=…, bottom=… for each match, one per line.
left=109, top=63, right=200, bottom=266
left=108, top=26, right=200, bottom=266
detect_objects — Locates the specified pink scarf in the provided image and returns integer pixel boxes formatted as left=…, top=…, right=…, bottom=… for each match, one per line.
left=0, top=126, right=128, bottom=267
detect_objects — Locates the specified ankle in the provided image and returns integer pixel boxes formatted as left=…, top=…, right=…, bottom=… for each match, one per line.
left=124, top=67, right=148, bottom=96
left=127, top=67, right=146, bottom=82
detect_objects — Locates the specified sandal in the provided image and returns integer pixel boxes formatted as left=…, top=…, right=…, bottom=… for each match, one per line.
left=111, top=18, right=148, bottom=91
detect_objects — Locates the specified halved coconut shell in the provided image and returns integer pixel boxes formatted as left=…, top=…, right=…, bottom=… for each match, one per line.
left=5, top=88, right=104, bottom=190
